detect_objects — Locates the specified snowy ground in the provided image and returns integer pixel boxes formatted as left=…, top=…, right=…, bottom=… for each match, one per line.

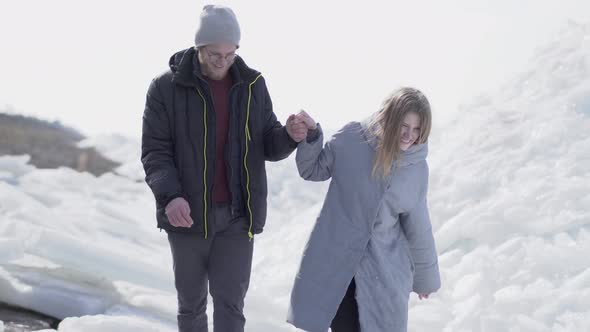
left=0, top=22, right=589, bottom=332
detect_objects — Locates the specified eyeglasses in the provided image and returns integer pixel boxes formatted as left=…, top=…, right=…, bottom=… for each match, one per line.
left=204, top=47, right=237, bottom=64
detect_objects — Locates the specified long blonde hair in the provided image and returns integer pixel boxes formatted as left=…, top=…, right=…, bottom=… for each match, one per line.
left=368, top=87, right=432, bottom=178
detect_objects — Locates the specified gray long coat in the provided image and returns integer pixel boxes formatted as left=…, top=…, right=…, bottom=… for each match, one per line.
left=287, top=120, right=441, bottom=332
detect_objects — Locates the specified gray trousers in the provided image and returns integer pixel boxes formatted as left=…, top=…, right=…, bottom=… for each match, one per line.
left=167, top=204, right=254, bottom=332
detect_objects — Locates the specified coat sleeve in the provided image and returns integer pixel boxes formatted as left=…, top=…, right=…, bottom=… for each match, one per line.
left=295, top=124, right=335, bottom=181
left=400, top=193, right=441, bottom=294
left=259, top=77, right=298, bottom=161
left=141, top=78, right=185, bottom=208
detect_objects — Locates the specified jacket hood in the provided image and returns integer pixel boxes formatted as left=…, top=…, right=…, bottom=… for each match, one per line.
left=360, top=113, right=428, bottom=167
left=168, top=47, right=260, bottom=87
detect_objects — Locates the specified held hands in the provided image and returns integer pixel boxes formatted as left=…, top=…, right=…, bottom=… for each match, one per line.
left=286, top=110, right=317, bottom=142
left=418, top=293, right=430, bottom=300
left=286, top=113, right=308, bottom=143
left=296, top=110, right=317, bottom=130
left=165, top=197, right=193, bottom=228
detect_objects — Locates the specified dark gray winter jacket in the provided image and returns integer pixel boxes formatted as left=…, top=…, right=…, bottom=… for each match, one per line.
left=141, top=47, right=297, bottom=237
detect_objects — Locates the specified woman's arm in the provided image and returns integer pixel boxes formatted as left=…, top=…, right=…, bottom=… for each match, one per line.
left=295, top=123, right=335, bottom=182
left=400, top=197, right=441, bottom=295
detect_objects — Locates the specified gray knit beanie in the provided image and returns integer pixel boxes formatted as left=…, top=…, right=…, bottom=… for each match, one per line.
left=194, top=5, right=241, bottom=48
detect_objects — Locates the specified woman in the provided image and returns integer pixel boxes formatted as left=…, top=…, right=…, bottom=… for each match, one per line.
left=287, top=87, right=441, bottom=332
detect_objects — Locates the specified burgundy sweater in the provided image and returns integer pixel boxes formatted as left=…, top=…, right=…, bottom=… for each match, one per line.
left=207, top=74, right=233, bottom=203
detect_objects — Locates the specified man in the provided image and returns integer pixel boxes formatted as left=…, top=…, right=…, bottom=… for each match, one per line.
left=141, top=5, right=308, bottom=332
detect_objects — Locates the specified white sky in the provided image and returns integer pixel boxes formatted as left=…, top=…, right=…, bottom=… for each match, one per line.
left=1, top=0, right=589, bottom=137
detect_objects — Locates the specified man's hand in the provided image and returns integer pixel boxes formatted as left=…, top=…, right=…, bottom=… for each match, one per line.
left=418, top=293, right=430, bottom=300
left=165, top=197, right=193, bottom=228
left=286, top=114, right=308, bottom=142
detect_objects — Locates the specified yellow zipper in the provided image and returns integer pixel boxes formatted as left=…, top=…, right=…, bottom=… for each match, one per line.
left=196, top=87, right=208, bottom=239
left=244, top=74, right=262, bottom=239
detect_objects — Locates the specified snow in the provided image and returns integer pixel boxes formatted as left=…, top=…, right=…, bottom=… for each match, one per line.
left=34, top=314, right=168, bottom=332
left=0, top=22, right=589, bottom=332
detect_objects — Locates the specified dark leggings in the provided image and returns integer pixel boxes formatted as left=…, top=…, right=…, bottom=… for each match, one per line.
left=330, top=278, right=360, bottom=332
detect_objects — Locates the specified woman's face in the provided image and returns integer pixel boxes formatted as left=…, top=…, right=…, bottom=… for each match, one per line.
left=399, top=112, right=421, bottom=151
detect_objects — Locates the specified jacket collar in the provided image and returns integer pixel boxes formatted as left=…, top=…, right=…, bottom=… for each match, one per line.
left=169, top=47, right=260, bottom=88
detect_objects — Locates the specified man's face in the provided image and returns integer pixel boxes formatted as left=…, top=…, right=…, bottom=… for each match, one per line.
left=198, top=43, right=238, bottom=80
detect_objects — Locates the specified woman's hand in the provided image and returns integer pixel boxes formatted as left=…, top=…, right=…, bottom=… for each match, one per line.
left=418, top=293, right=430, bottom=300
left=296, top=110, right=317, bottom=130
